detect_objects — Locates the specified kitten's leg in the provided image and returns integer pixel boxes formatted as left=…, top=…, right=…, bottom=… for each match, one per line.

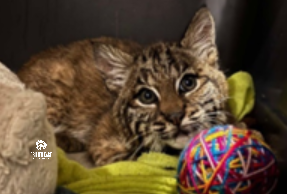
left=42, top=92, right=87, bottom=152
left=89, top=136, right=132, bottom=166
left=233, top=120, right=265, bottom=141
left=88, top=112, right=135, bottom=167
left=56, top=132, right=86, bottom=152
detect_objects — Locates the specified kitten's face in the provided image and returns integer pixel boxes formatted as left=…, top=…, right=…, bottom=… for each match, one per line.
left=116, top=43, right=228, bottom=151
left=95, top=8, right=229, bottom=152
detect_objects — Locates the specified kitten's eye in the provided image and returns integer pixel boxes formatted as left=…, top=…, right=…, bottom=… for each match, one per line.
left=137, top=88, right=157, bottom=104
left=179, top=74, right=197, bottom=93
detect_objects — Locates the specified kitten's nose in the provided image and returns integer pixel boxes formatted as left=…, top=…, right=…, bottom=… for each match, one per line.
left=167, top=112, right=184, bottom=126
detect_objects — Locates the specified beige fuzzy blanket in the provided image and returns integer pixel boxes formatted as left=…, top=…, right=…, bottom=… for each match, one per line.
left=0, top=62, right=58, bottom=194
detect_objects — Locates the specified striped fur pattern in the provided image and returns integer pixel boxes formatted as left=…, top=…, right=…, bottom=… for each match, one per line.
left=113, top=42, right=228, bottom=153
left=17, top=8, right=230, bottom=166
left=93, top=8, right=229, bottom=164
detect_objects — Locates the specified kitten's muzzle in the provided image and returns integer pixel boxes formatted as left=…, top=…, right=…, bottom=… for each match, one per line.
left=179, top=124, right=198, bottom=133
left=164, top=125, right=198, bottom=150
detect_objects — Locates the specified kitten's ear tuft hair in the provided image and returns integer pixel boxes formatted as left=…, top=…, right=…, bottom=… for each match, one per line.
left=181, top=8, right=218, bottom=67
left=94, top=44, right=133, bottom=93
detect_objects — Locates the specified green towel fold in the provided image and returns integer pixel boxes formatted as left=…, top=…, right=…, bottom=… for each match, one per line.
left=57, top=149, right=178, bottom=194
left=57, top=71, right=255, bottom=194
left=227, top=71, right=255, bottom=121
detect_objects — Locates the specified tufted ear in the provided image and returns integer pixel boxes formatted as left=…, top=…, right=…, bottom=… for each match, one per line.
left=94, top=44, right=134, bottom=93
left=181, top=8, right=218, bottom=67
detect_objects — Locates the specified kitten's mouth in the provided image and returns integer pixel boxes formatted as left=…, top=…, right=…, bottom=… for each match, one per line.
left=164, top=125, right=200, bottom=149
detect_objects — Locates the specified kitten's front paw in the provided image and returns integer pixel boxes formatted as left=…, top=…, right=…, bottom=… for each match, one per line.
left=92, top=149, right=130, bottom=167
left=89, top=140, right=132, bottom=167
left=251, top=129, right=265, bottom=141
left=234, top=121, right=247, bottom=128
left=234, top=122, right=264, bottom=141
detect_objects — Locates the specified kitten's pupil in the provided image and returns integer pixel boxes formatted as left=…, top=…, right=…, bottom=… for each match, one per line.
left=179, top=74, right=196, bottom=93
left=138, top=88, right=157, bottom=104
left=145, top=91, right=152, bottom=99
left=184, top=79, right=192, bottom=86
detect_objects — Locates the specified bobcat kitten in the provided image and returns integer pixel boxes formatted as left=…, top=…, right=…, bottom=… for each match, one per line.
left=17, top=8, right=231, bottom=166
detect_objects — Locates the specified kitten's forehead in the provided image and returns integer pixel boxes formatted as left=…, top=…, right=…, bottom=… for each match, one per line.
left=133, top=43, right=197, bottom=86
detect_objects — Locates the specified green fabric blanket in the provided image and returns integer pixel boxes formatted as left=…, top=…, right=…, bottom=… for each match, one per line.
left=57, top=71, right=255, bottom=194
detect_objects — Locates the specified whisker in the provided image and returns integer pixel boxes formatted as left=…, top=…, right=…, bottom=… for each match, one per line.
left=204, top=112, right=219, bottom=117
left=125, top=131, right=153, bottom=147
left=129, top=141, right=144, bottom=160
left=213, top=97, right=232, bottom=104
left=202, top=112, right=227, bottom=121
left=150, top=134, right=158, bottom=151
left=190, top=122, right=206, bottom=131
left=204, top=110, right=233, bottom=117
left=109, top=153, right=129, bottom=163
left=179, top=121, right=208, bottom=132
left=218, top=110, right=234, bottom=117
left=203, top=118, right=225, bottom=126
left=194, top=121, right=213, bottom=129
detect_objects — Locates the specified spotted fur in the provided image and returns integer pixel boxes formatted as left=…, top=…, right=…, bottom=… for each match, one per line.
left=17, top=8, right=232, bottom=166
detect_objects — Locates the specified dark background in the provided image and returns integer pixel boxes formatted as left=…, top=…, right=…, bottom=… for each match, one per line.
left=0, top=0, right=259, bottom=73
left=0, top=0, right=286, bottom=193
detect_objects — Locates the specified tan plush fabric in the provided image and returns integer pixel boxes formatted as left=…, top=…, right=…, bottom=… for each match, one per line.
left=0, top=62, right=58, bottom=194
